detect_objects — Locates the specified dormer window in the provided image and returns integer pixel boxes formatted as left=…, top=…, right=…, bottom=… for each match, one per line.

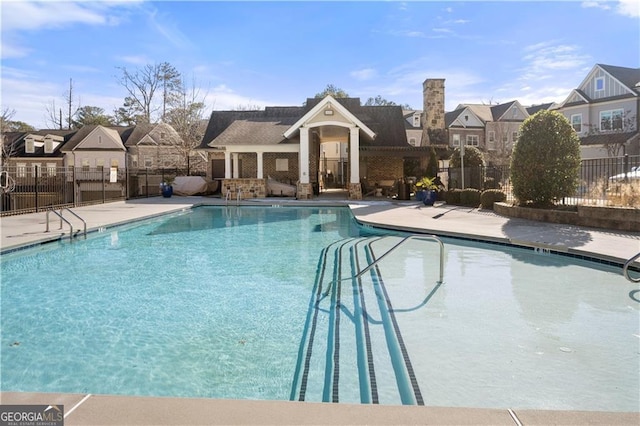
left=25, top=139, right=35, bottom=154
left=413, top=114, right=420, bottom=127
left=595, top=77, right=605, bottom=92
left=45, top=139, right=53, bottom=154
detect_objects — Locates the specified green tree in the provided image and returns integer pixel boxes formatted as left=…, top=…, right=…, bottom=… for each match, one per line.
left=72, top=106, right=114, bottom=128
left=449, top=145, right=484, bottom=168
left=314, top=84, right=349, bottom=98
left=510, top=110, right=580, bottom=207
left=364, top=95, right=411, bottom=109
left=426, top=147, right=438, bottom=177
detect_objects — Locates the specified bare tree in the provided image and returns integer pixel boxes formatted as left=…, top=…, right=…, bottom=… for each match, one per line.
left=163, top=77, right=208, bottom=174
left=44, top=79, right=77, bottom=129
left=117, top=63, right=181, bottom=124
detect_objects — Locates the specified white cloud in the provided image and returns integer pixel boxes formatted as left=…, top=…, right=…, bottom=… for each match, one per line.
left=581, top=1, right=611, bottom=11
left=350, top=68, right=377, bottom=81
left=116, top=55, right=152, bottom=65
left=616, top=0, right=640, bottom=17
left=521, top=42, right=591, bottom=80
left=205, top=85, right=270, bottom=111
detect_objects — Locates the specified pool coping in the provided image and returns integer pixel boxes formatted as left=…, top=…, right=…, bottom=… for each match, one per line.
left=1, top=196, right=639, bottom=424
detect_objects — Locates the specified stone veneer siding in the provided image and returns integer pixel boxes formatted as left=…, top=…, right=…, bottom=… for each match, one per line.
left=494, top=202, right=640, bottom=232
left=222, top=178, right=266, bottom=199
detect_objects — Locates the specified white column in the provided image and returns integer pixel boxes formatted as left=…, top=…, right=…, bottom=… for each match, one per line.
left=257, top=151, right=264, bottom=179
left=349, top=126, right=360, bottom=183
left=224, top=151, right=232, bottom=179
left=299, top=126, right=310, bottom=184
left=232, top=153, right=239, bottom=178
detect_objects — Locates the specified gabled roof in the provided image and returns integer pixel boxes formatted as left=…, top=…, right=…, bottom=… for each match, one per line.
left=283, top=96, right=375, bottom=140
left=200, top=97, right=409, bottom=149
left=123, top=123, right=181, bottom=147
left=598, top=64, right=640, bottom=94
left=62, top=125, right=126, bottom=151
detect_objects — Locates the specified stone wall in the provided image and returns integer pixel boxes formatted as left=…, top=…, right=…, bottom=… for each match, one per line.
left=494, top=202, right=640, bottom=232
left=222, top=178, right=266, bottom=199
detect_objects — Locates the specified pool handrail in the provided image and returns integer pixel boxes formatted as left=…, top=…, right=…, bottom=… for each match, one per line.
left=623, top=252, right=640, bottom=283
left=45, top=209, right=73, bottom=241
left=336, top=234, right=444, bottom=285
left=45, top=208, right=87, bottom=241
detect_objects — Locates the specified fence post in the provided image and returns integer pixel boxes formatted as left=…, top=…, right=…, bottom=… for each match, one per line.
left=145, top=168, right=149, bottom=198
left=101, top=166, right=106, bottom=203
left=125, top=167, right=129, bottom=200
left=72, top=166, right=77, bottom=207
left=624, top=154, right=629, bottom=183
left=34, top=165, right=39, bottom=212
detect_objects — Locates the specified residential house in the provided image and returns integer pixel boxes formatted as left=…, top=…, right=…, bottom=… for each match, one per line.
left=445, top=100, right=529, bottom=165
left=1, top=129, right=76, bottom=176
left=198, top=95, right=412, bottom=200
left=124, top=122, right=206, bottom=174
left=556, top=64, right=640, bottom=159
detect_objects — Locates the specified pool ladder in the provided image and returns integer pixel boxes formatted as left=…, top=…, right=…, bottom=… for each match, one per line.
left=225, top=188, right=242, bottom=205
left=45, top=208, right=87, bottom=241
left=623, top=252, right=640, bottom=283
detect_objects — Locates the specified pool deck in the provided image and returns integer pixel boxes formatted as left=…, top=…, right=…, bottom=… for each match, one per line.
left=1, top=195, right=639, bottom=425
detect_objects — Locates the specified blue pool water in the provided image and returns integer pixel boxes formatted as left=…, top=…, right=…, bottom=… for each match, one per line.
left=1, top=206, right=638, bottom=412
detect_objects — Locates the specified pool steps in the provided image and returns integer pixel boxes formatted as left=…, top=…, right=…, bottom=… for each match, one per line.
left=291, top=235, right=445, bottom=405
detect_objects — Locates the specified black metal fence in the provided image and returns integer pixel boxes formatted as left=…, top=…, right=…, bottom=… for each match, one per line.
left=1, top=155, right=638, bottom=214
left=0, top=166, right=203, bottom=216
left=442, top=154, right=639, bottom=206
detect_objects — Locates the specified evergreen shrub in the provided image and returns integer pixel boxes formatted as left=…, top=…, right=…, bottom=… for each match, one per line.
left=481, top=189, right=507, bottom=210
left=460, top=188, right=482, bottom=207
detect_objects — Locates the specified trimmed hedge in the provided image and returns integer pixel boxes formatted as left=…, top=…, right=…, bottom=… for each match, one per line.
left=445, top=189, right=462, bottom=205
left=480, top=189, right=507, bottom=210
left=460, top=188, right=481, bottom=207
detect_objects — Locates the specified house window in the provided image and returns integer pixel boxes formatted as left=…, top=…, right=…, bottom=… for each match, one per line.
left=487, top=132, right=496, bottom=150
left=275, top=158, right=288, bottom=172
left=144, top=157, right=153, bottom=168
left=452, top=134, right=460, bottom=146
left=595, top=77, right=605, bottom=92
left=488, top=131, right=495, bottom=142
left=96, top=158, right=105, bottom=169
left=16, top=163, right=27, bottom=178
left=512, top=132, right=518, bottom=143
left=31, top=163, right=41, bottom=176
left=466, top=135, right=479, bottom=146
left=409, top=138, right=417, bottom=146
left=45, top=139, right=53, bottom=154
left=47, top=163, right=57, bottom=176
left=82, top=159, right=90, bottom=171
left=600, top=109, right=623, bottom=131
left=413, top=114, right=420, bottom=127
left=25, top=139, right=35, bottom=154
left=571, top=114, right=582, bottom=133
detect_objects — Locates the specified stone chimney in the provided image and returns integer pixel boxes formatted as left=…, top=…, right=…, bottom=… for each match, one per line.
left=421, top=78, right=446, bottom=145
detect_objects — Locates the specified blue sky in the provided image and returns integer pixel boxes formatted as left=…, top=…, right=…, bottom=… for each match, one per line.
left=1, top=0, right=638, bottom=129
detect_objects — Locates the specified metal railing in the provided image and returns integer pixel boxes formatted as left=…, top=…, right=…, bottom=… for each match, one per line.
left=623, top=252, right=640, bottom=283
left=45, top=208, right=86, bottom=241
left=336, top=234, right=445, bottom=284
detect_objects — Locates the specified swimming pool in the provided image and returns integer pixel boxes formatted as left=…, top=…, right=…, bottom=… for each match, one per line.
left=1, top=206, right=638, bottom=412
